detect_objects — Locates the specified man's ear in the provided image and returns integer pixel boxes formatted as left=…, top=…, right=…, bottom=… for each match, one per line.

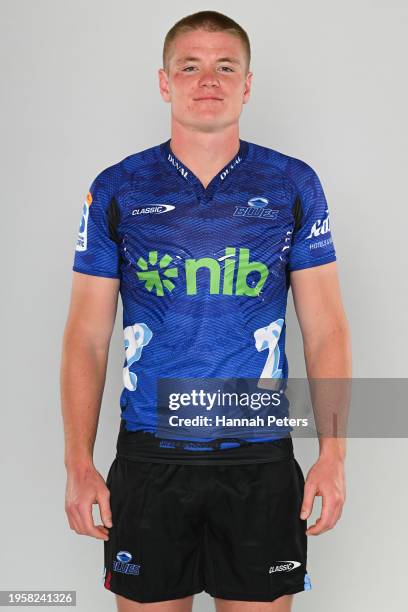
left=243, top=71, right=253, bottom=104
left=158, top=68, right=171, bottom=103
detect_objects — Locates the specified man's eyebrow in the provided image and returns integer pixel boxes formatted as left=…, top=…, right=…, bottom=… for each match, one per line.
left=175, top=56, right=241, bottom=65
left=217, top=57, right=241, bottom=64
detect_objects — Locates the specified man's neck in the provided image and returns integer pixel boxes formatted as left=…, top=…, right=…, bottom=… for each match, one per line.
left=169, top=125, right=241, bottom=189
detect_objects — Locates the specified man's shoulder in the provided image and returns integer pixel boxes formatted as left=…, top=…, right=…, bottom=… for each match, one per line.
left=247, top=140, right=320, bottom=186
left=90, top=141, right=163, bottom=193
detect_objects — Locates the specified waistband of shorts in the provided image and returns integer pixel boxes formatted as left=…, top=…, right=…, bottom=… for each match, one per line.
left=115, top=421, right=294, bottom=465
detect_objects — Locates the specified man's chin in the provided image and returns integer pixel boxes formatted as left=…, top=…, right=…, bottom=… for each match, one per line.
left=172, top=111, right=239, bottom=132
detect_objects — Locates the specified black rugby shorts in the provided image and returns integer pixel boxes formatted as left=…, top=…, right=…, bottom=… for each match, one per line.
left=103, top=455, right=311, bottom=603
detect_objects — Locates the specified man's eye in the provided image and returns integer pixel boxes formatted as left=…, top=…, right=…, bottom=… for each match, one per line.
left=181, top=66, right=234, bottom=72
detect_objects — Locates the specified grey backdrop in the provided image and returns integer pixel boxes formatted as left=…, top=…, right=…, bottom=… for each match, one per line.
left=1, top=0, right=407, bottom=610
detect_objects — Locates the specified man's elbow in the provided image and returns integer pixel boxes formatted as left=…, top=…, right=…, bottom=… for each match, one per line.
left=62, top=316, right=112, bottom=356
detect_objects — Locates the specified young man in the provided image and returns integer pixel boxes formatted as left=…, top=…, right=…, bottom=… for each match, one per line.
left=61, top=10, right=351, bottom=612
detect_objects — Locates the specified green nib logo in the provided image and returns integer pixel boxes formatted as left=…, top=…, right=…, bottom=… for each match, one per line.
left=136, top=250, right=178, bottom=296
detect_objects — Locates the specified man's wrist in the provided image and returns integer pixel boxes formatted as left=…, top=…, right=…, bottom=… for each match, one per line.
left=318, top=436, right=347, bottom=462
left=64, top=454, right=95, bottom=472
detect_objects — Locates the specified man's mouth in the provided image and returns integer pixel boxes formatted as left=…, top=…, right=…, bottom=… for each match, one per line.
left=194, top=97, right=223, bottom=101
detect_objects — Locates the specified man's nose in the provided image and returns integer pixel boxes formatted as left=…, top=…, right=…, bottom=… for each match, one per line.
left=198, top=70, right=220, bottom=86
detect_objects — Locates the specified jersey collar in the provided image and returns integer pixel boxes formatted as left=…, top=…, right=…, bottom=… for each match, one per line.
left=159, top=138, right=250, bottom=201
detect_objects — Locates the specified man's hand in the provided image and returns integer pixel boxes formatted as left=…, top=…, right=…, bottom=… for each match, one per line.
left=300, top=454, right=346, bottom=535
left=65, top=463, right=112, bottom=540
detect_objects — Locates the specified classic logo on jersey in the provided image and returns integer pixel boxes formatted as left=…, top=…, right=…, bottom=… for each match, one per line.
left=132, top=204, right=175, bottom=215
left=134, top=247, right=269, bottom=297
left=113, top=550, right=141, bottom=576
left=306, top=208, right=331, bottom=239
left=269, top=561, right=301, bottom=574
left=75, top=191, right=92, bottom=251
left=233, top=197, right=279, bottom=220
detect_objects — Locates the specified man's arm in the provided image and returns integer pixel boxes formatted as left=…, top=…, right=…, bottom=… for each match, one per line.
left=60, top=271, right=119, bottom=540
left=290, top=261, right=352, bottom=535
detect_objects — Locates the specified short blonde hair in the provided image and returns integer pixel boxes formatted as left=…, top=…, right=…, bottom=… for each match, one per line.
left=163, top=10, right=251, bottom=74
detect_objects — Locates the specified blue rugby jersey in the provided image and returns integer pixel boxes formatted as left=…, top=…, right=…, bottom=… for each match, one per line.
left=72, top=138, right=336, bottom=460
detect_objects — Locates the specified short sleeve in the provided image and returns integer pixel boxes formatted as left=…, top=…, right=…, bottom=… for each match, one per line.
left=288, top=162, right=337, bottom=272
left=72, top=173, right=120, bottom=279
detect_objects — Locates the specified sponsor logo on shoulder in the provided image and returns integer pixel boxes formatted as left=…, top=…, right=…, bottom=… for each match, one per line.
left=306, top=208, right=334, bottom=251
left=132, top=204, right=175, bottom=215
left=113, top=550, right=141, bottom=576
left=233, top=196, right=279, bottom=221
left=269, top=560, right=301, bottom=574
left=76, top=191, right=92, bottom=251
left=306, top=208, right=331, bottom=239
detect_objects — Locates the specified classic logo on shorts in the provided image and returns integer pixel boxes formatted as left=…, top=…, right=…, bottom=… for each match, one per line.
left=233, top=197, right=279, bottom=221
left=113, top=550, right=141, bottom=576
left=268, top=560, right=301, bottom=574
left=76, top=191, right=92, bottom=252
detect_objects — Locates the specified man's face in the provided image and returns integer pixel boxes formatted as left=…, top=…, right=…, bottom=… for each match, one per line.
left=159, top=29, right=253, bottom=133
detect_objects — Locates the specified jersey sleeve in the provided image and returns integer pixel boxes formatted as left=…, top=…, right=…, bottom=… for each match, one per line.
left=72, top=172, right=121, bottom=279
left=288, top=162, right=337, bottom=272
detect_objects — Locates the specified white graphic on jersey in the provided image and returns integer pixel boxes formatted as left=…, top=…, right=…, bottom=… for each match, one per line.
left=220, top=155, right=242, bottom=180
left=306, top=208, right=331, bottom=239
left=123, top=323, right=153, bottom=391
left=132, top=204, right=175, bottom=215
left=76, top=193, right=92, bottom=251
left=254, top=319, right=284, bottom=380
left=269, top=561, right=301, bottom=574
left=167, top=152, right=188, bottom=179
left=279, top=229, right=293, bottom=261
